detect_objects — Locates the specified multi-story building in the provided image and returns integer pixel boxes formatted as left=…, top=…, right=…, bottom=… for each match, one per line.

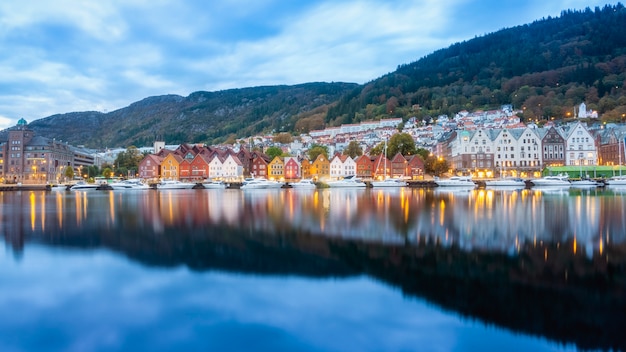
left=0, top=119, right=94, bottom=183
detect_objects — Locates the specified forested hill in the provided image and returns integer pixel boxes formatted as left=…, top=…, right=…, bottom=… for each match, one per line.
left=326, top=3, right=626, bottom=126
left=26, top=82, right=357, bottom=148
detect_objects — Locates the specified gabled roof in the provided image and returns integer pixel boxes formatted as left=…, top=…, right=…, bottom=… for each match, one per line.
left=390, top=153, right=407, bottom=163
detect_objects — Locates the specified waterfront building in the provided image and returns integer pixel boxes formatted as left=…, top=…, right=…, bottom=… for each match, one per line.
left=560, top=121, right=597, bottom=165
left=538, top=126, right=566, bottom=167
left=300, top=157, right=311, bottom=179
left=355, top=155, right=373, bottom=179
left=0, top=119, right=94, bottom=184
left=283, top=157, right=301, bottom=180
left=268, top=156, right=285, bottom=180
left=138, top=154, right=163, bottom=180
left=160, top=153, right=183, bottom=179
left=390, top=153, right=409, bottom=178
left=329, top=154, right=356, bottom=179
left=310, top=154, right=330, bottom=180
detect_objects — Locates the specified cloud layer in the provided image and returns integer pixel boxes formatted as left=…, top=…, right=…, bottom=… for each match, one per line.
left=0, top=0, right=615, bottom=129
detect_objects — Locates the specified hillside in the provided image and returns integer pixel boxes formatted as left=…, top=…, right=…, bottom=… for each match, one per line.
left=27, top=82, right=357, bottom=148
left=23, top=3, right=626, bottom=148
left=326, top=4, right=626, bottom=125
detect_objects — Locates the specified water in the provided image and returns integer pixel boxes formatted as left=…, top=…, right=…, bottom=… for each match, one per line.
left=1, top=187, right=625, bottom=352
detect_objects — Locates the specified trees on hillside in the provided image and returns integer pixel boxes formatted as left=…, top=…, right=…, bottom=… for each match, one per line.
left=343, top=141, right=363, bottom=158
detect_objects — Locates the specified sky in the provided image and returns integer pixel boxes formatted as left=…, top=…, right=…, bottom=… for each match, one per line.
left=0, top=0, right=617, bottom=130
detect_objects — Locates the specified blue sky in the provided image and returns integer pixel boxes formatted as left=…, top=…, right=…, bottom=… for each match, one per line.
left=0, top=0, right=616, bottom=130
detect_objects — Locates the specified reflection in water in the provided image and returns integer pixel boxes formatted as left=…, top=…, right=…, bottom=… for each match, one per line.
left=2, top=188, right=626, bottom=258
left=1, top=188, right=626, bottom=351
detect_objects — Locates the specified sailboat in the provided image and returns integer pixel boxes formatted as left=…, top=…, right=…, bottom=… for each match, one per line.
left=606, top=136, right=626, bottom=186
left=371, top=139, right=407, bottom=187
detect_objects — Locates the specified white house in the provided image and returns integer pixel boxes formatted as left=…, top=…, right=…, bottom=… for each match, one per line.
left=560, top=121, right=597, bottom=166
left=329, top=154, right=356, bottom=178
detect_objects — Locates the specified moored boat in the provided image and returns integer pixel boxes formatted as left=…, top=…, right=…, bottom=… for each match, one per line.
left=484, top=177, right=526, bottom=188
left=605, top=175, right=626, bottom=186
left=70, top=181, right=100, bottom=191
left=240, top=178, right=284, bottom=190
left=157, top=180, right=197, bottom=190
left=326, top=176, right=367, bottom=188
left=530, top=174, right=571, bottom=187
left=434, top=176, right=476, bottom=188
left=109, top=179, right=150, bottom=190
left=289, top=179, right=316, bottom=189
left=202, top=180, right=226, bottom=189
left=371, top=178, right=407, bottom=188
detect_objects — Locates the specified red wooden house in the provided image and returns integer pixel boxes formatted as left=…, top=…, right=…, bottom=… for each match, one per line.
left=406, top=155, right=425, bottom=179
left=355, top=155, right=373, bottom=179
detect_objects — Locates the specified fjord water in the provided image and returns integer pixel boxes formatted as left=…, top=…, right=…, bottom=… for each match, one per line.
left=1, top=187, right=625, bottom=352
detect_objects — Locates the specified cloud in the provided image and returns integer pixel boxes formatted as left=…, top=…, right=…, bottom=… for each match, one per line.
left=0, top=0, right=618, bottom=129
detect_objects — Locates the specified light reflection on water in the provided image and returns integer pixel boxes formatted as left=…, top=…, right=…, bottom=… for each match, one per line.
left=1, top=187, right=625, bottom=351
left=2, top=187, right=625, bottom=257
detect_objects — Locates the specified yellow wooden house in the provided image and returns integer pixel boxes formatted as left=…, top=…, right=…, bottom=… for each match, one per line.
left=161, top=153, right=183, bottom=180
left=310, top=154, right=330, bottom=181
left=267, top=156, right=285, bottom=180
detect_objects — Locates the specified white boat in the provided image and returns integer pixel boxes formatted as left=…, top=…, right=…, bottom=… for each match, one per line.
left=434, top=176, right=476, bottom=188
left=240, top=178, right=284, bottom=190
left=570, top=178, right=601, bottom=188
left=70, top=181, right=100, bottom=191
left=157, top=180, right=198, bottom=190
left=371, top=178, right=407, bottom=187
left=109, top=179, right=150, bottom=190
left=530, top=174, right=571, bottom=187
left=289, top=179, right=317, bottom=189
left=50, top=184, right=69, bottom=191
left=326, top=176, right=367, bottom=188
left=484, top=177, right=526, bottom=188
left=605, top=175, right=626, bottom=186
left=202, top=180, right=226, bottom=189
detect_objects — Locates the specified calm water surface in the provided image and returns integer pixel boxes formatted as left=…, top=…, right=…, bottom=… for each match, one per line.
left=1, top=187, right=625, bottom=352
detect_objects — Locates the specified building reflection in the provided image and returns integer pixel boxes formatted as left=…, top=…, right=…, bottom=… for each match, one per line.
left=2, top=188, right=626, bottom=259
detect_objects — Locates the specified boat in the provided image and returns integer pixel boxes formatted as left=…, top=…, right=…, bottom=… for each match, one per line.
left=69, top=181, right=100, bottom=191
left=157, top=180, right=198, bottom=190
left=109, top=179, right=150, bottom=190
left=570, top=178, right=601, bottom=188
left=371, top=178, right=407, bottom=187
left=484, top=177, right=526, bottom=188
left=606, top=175, right=626, bottom=186
left=289, top=179, right=317, bottom=189
left=240, top=178, right=284, bottom=190
left=326, top=176, right=367, bottom=188
left=50, top=184, right=69, bottom=191
left=201, top=180, right=227, bottom=189
left=434, top=176, right=476, bottom=188
left=530, top=174, right=571, bottom=187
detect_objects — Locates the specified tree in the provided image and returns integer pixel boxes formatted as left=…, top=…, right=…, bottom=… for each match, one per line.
left=115, top=146, right=144, bottom=171
left=63, top=166, right=74, bottom=181
left=308, top=144, right=328, bottom=161
left=388, top=133, right=416, bottom=157
left=343, top=141, right=363, bottom=158
left=102, top=167, right=113, bottom=179
left=265, top=146, right=284, bottom=160
left=273, top=133, right=293, bottom=144
left=369, top=142, right=384, bottom=156
left=424, top=155, right=450, bottom=176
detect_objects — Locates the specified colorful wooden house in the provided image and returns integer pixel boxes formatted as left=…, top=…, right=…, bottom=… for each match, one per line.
left=283, top=157, right=301, bottom=180
left=300, top=158, right=311, bottom=179
left=268, top=156, right=285, bottom=180
left=251, top=155, right=270, bottom=178
left=189, top=153, right=211, bottom=180
left=371, top=154, right=390, bottom=179
left=161, top=153, right=183, bottom=180
left=138, top=154, right=163, bottom=179
left=310, top=154, right=330, bottom=180
left=406, top=155, right=425, bottom=179
left=390, top=153, right=408, bottom=178
left=355, top=155, right=373, bottom=179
